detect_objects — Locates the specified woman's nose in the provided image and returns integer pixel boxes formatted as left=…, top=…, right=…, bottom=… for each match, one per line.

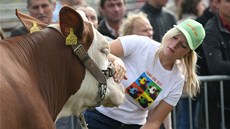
left=148, top=30, right=153, bottom=39
left=172, top=41, right=179, bottom=49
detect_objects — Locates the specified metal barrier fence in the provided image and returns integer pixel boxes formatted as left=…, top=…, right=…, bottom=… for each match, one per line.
left=173, top=75, right=230, bottom=129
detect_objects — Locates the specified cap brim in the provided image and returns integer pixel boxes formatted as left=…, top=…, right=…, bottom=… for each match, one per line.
left=174, top=25, right=194, bottom=50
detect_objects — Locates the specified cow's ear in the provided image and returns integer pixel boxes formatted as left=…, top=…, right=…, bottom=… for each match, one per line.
left=59, top=6, right=84, bottom=39
left=15, top=9, right=47, bottom=32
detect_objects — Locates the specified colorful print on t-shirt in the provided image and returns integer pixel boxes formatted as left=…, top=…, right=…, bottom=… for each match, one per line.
left=126, top=72, right=162, bottom=109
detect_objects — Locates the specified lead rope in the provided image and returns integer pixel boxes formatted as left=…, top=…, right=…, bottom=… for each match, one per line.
left=78, top=113, right=88, bottom=129
left=95, top=83, right=107, bottom=107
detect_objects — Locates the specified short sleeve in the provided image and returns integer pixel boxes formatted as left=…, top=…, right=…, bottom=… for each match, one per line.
left=164, top=79, right=184, bottom=106
left=118, top=35, right=152, bottom=57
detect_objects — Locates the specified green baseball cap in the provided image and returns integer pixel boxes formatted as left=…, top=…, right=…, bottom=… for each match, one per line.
left=174, top=19, right=205, bottom=50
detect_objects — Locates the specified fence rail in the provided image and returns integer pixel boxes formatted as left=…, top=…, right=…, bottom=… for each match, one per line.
left=0, top=3, right=27, bottom=37
left=173, top=75, right=230, bottom=129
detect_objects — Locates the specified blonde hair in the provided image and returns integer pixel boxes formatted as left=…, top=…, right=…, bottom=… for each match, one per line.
left=119, top=12, right=149, bottom=36
left=156, top=27, right=200, bottom=98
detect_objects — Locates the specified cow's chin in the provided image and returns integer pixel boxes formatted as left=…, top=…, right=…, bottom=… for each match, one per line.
left=102, top=77, right=125, bottom=107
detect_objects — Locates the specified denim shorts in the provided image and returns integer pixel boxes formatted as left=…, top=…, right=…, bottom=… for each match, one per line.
left=84, top=109, right=142, bottom=129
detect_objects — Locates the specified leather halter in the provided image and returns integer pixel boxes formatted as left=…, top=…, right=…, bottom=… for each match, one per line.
left=71, top=44, right=114, bottom=107
left=71, top=44, right=114, bottom=128
left=71, top=44, right=113, bottom=84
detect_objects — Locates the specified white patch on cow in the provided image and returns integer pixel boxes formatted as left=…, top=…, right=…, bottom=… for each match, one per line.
left=56, top=27, right=125, bottom=122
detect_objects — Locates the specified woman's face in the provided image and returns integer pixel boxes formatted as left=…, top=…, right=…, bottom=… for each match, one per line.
left=132, top=18, right=153, bottom=39
left=162, top=34, right=191, bottom=60
left=78, top=7, right=98, bottom=29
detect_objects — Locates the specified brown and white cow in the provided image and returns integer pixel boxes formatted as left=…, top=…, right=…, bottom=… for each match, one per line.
left=0, top=6, right=125, bottom=129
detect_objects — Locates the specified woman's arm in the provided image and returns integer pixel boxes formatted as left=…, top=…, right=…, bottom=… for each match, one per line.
left=141, top=100, right=173, bottom=129
left=109, top=38, right=124, bottom=57
left=108, top=38, right=127, bottom=82
left=163, top=112, right=173, bottom=129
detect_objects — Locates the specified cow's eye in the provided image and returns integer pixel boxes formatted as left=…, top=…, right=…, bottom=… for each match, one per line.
left=101, top=48, right=109, bottom=56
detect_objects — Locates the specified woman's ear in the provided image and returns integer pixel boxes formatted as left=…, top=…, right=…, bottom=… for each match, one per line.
left=185, top=50, right=192, bottom=57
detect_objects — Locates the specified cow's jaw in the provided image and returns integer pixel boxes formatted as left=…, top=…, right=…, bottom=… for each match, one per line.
left=102, top=77, right=125, bottom=107
left=87, top=30, right=125, bottom=107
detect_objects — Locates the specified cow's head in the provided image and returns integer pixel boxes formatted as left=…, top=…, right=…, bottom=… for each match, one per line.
left=58, top=6, right=125, bottom=116
left=16, top=6, right=125, bottom=117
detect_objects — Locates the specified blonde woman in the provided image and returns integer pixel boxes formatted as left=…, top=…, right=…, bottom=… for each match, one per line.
left=119, top=12, right=153, bottom=39
left=119, top=11, right=173, bottom=129
left=76, top=6, right=98, bottom=29
left=84, top=19, right=205, bottom=129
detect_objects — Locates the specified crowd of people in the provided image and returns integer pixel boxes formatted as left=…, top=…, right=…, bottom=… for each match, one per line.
left=1, top=0, right=229, bottom=129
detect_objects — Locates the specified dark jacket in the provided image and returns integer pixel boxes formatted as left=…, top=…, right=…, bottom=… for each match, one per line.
left=195, top=7, right=215, bottom=75
left=202, top=13, right=230, bottom=75
left=196, top=7, right=215, bottom=26
left=10, top=26, right=28, bottom=37
left=139, top=2, right=176, bottom=42
left=97, top=19, right=117, bottom=40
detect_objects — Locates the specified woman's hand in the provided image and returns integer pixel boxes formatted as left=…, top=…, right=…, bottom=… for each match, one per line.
left=112, top=58, right=128, bottom=82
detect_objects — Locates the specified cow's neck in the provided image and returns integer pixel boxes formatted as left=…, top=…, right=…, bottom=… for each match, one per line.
left=26, top=29, right=85, bottom=120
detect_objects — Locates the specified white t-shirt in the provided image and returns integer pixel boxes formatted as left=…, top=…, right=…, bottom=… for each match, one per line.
left=96, top=35, right=184, bottom=125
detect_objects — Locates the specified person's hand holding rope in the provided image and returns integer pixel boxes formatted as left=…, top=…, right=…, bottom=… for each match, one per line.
left=112, top=58, right=127, bottom=82
left=108, top=53, right=128, bottom=83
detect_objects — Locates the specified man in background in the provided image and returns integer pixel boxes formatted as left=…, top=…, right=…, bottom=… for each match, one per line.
left=97, top=0, right=126, bottom=39
left=202, top=0, right=230, bottom=128
left=10, top=0, right=56, bottom=37
left=138, top=0, right=176, bottom=42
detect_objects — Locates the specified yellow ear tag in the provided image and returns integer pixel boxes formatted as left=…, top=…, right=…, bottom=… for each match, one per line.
left=30, top=21, right=40, bottom=33
left=66, top=28, right=78, bottom=45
